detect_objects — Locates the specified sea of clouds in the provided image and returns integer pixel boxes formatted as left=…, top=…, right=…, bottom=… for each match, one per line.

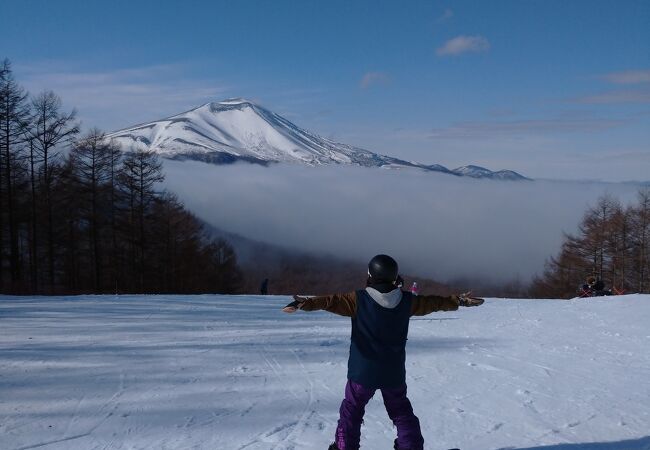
left=163, top=160, right=644, bottom=285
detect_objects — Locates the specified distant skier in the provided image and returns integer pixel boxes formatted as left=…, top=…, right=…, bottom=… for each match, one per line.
left=282, top=254, right=484, bottom=450
left=410, top=281, right=419, bottom=296
left=260, top=278, right=269, bottom=295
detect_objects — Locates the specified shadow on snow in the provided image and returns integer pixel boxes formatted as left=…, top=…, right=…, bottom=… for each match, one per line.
left=500, top=435, right=650, bottom=450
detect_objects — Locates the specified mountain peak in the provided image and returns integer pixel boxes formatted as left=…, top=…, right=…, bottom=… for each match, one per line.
left=190, top=98, right=259, bottom=114
left=214, top=97, right=256, bottom=106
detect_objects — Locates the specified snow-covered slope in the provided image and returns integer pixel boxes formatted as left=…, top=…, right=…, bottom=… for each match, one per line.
left=2, top=294, right=649, bottom=449
left=107, top=98, right=528, bottom=180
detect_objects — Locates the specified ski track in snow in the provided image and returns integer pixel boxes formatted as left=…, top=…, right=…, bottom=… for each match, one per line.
left=1, top=294, right=649, bottom=450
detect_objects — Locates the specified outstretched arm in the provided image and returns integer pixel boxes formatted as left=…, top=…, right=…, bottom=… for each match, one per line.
left=282, top=292, right=357, bottom=317
left=411, top=291, right=484, bottom=316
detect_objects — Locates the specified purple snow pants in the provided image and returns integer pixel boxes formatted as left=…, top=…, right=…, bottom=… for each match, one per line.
left=335, top=380, right=424, bottom=450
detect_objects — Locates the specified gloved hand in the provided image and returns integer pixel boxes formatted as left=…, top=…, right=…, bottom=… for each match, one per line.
left=458, top=291, right=484, bottom=307
left=282, top=295, right=308, bottom=313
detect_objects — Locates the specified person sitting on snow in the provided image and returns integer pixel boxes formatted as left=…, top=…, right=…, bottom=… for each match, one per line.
left=592, top=278, right=605, bottom=292
left=586, top=275, right=596, bottom=290
left=591, top=278, right=613, bottom=296
left=282, top=254, right=484, bottom=450
left=579, top=275, right=597, bottom=297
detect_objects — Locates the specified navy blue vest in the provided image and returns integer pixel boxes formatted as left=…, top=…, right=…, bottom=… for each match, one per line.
left=347, top=289, right=412, bottom=388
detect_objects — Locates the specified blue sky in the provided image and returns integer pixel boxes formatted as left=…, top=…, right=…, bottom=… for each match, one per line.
left=1, top=0, right=649, bottom=181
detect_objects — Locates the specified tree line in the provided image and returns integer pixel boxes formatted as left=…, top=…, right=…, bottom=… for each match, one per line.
left=531, top=189, right=650, bottom=298
left=0, top=58, right=242, bottom=295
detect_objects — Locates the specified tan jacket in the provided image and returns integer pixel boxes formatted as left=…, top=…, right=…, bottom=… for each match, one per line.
left=300, top=290, right=459, bottom=318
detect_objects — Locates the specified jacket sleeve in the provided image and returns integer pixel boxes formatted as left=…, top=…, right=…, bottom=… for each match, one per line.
left=300, top=292, right=357, bottom=317
left=410, top=294, right=459, bottom=316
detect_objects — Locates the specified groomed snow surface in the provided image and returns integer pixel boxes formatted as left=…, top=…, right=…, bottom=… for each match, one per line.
left=1, top=294, right=649, bottom=450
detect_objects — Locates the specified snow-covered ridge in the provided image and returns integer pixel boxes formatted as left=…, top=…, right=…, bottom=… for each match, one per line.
left=107, top=98, right=529, bottom=180
left=452, top=165, right=528, bottom=181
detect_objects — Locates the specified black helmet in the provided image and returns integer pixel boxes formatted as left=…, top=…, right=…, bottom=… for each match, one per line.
left=368, top=254, right=399, bottom=283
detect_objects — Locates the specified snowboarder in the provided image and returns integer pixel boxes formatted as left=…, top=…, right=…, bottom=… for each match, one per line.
left=282, top=254, right=484, bottom=450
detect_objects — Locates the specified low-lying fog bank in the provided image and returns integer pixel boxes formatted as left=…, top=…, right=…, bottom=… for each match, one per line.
left=163, top=160, right=643, bottom=284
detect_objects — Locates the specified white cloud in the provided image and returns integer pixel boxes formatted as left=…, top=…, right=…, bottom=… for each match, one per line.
left=427, top=116, right=626, bottom=139
left=14, top=62, right=231, bottom=132
left=602, top=69, right=650, bottom=85
left=162, top=161, right=643, bottom=285
left=573, top=88, right=650, bottom=104
left=436, top=35, right=490, bottom=56
left=360, top=71, right=390, bottom=89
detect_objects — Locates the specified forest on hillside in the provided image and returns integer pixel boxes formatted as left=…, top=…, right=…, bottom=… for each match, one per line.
left=531, top=190, right=650, bottom=298
left=0, top=59, right=242, bottom=295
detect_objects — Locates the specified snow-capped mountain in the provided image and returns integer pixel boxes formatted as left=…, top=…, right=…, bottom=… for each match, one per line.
left=107, top=98, right=528, bottom=180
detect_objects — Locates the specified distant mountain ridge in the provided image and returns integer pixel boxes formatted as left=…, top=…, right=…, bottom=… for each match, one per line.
left=107, top=98, right=529, bottom=181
